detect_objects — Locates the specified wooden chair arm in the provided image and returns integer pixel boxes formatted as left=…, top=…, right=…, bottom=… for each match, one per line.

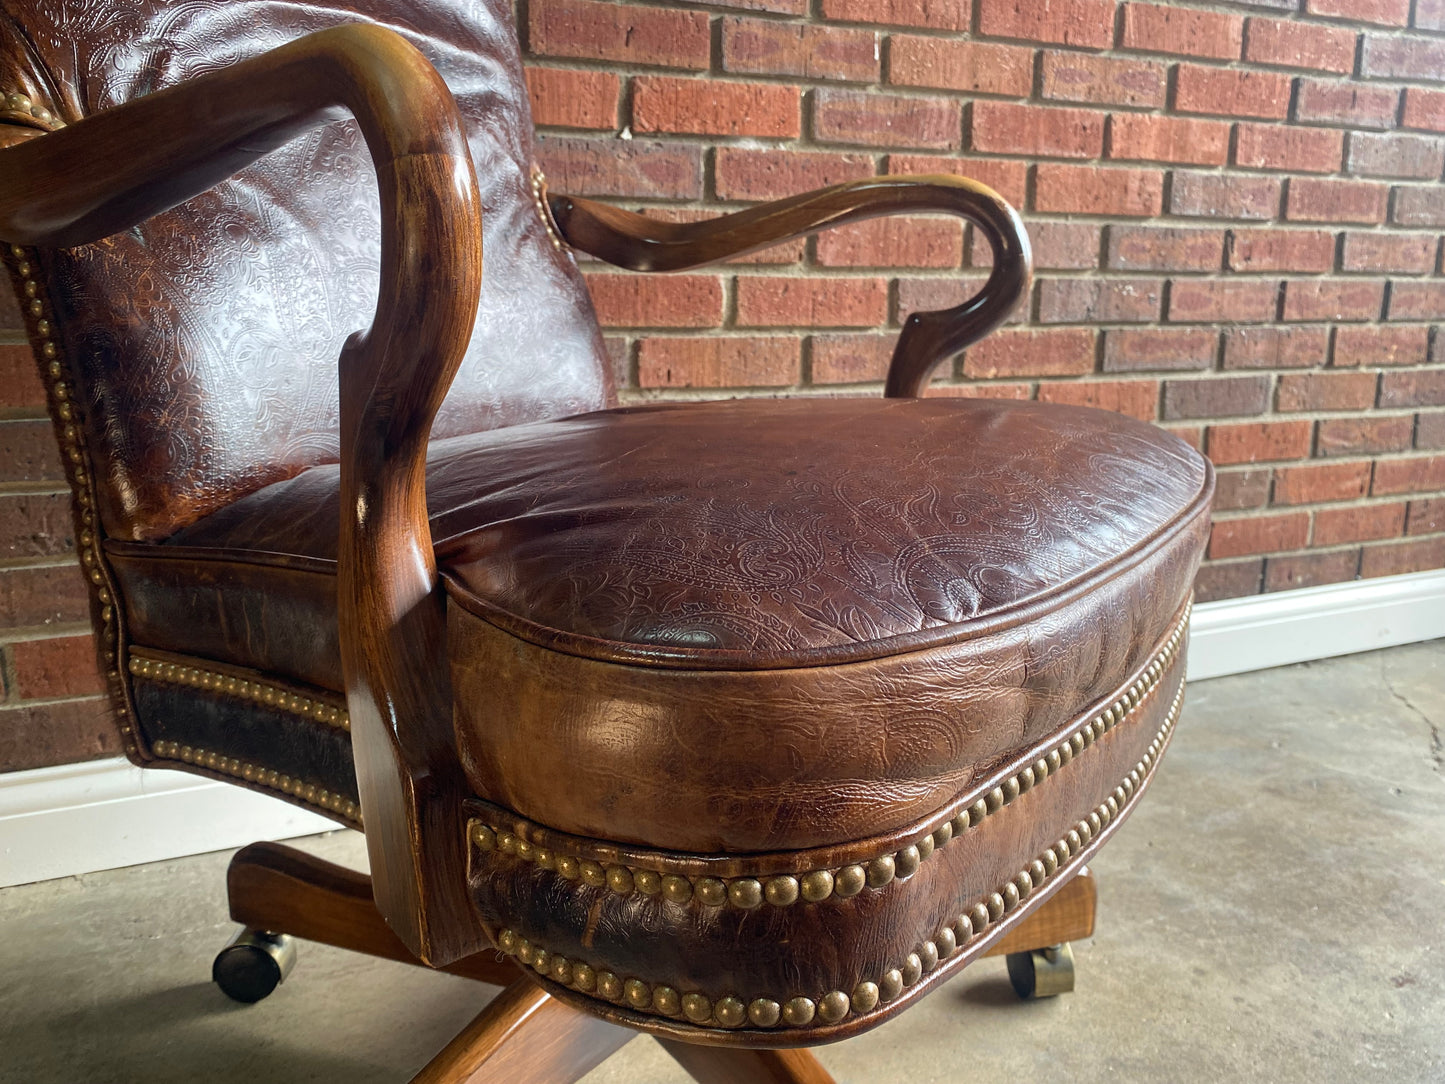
left=547, top=175, right=1031, bottom=397
left=0, top=24, right=487, bottom=966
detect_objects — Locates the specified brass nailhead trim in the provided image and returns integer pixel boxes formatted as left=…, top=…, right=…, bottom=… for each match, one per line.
left=2, top=90, right=63, bottom=129
left=491, top=679, right=1186, bottom=1032
left=471, top=602, right=1190, bottom=909
left=128, top=655, right=350, bottom=730
left=530, top=167, right=568, bottom=253
left=10, top=244, right=136, bottom=755
left=149, top=739, right=362, bottom=824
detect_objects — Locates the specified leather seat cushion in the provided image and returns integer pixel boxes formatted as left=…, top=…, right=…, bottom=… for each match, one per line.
left=109, top=397, right=1212, bottom=851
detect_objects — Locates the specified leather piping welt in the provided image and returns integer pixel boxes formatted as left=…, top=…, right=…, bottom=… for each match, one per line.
left=469, top=600, right=1190, bottom=909
left=492, top=678, right=1186, bottom=1032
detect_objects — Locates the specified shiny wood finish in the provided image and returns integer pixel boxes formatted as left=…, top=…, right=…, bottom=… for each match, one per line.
left=409, top=979, right=634, bottom=1084
left=660, top=1043, right=837, bottom=1084
left=548, top=175, right=1032, bottom=397
left=0, top=23, right=486, bottom=965
left=984, top=866, right=1097, bottom=958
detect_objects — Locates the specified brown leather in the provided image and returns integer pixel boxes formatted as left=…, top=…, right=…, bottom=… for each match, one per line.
left=0, top=0, right=611, bottom=542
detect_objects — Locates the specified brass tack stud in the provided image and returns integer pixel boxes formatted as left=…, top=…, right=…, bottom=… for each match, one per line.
left=1002, top=882, right=1021, bottom=911
left=556, top=855, right=580, bottom=880
left=572, top=963, right=596, bottom=992
left=915, top=833, right=935, bottom=861
left=580, top=861, right=607, bottom=888
left=606, top=866, right=634, bottom=895
left=937, top=926, right=957, bottom=958
left=764, top=876, right=799, bottom=907
left=682, top=993, right=712, bottom=1024
left=695, top=878, right=727, bottom=907
left=800, top=869, right=834, bottom=902
left=919, top=940, right=939, bottom=972
left=866, top=855, right=896, bottom=889
left=633, top=869, right=661, bottom=896
left=986, top=892, right=1005, bottom=921
left=713, top=996, right=746, bottom=1028
left=901, top=953, right=923, bottom=986
left=551, top=957, right=573, bottom=985
left=834, top=865, right=865, bottom=898
left=971, top=901, right=991, bottom=932
left=817, top=990, right=850, bottom=1024
left=728, top=878, right=763, bottom=910
left=782, top=997, right=816, bottom=1027
left=932, top=822, right=953, bottom=848
left=895, top=845, right=921, bottom=878
left=950, top=812, right=970, bottom=836
left=879, top=969, right=904, bottom=1003
left=748, top=998, right=781, bottom=1027
left=652, top=986, right=681, bottom=1017
left=954, top=912, right=975, bottom=943
left=597, top=972, right=623, bottom=1002
left=1001, top=777, right=1020, bottom=804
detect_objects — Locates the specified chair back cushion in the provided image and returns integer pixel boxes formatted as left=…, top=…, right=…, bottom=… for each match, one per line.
left=0, top=0, right=612, bottom=540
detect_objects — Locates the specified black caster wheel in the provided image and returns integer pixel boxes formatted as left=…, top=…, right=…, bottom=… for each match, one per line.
left=1006, top=942, right=1075, bottom=1000
left=212, top=928, right=297, bottom=1003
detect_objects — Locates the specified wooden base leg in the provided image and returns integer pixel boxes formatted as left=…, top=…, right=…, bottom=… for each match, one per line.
left=410, top=979, right=634, bottom=1084
left=983, top=864, right=1096, bottom=959
left=225, top=841, right=518, bottom=985
left=659, top=1041, right=837, bottom=1084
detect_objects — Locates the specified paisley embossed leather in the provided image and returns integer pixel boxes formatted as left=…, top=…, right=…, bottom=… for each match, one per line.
left=0, top=0, right=611, bottom=541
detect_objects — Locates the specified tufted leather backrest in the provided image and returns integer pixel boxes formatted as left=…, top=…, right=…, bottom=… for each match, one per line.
left=0, top=0, right=613, bottom=541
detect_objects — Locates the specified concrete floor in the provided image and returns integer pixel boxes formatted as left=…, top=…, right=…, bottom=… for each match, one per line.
left=1, top=642, right=1442, bottom=1083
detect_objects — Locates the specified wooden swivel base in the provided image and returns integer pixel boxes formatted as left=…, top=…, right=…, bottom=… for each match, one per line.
left=221, top=842, right=1098, bottom=1084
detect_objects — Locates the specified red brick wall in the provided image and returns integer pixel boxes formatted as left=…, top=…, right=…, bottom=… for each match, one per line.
left=526, top=0, right=1445, bottom=605
left=4, top=0, right=1445, bottom=772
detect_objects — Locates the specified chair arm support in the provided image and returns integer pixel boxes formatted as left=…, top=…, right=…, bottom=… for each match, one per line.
left=547, top=175, right=1031, bottom=397
left=0, top=25, right=487, bottom=966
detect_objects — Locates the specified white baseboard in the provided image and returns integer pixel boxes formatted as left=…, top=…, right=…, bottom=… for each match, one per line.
left=1, top=569, right=1441, bottom=888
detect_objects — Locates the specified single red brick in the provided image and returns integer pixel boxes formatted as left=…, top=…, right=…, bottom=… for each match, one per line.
left=1273, top=460, right=1373, bottom=504
left=1163, top=376, right=1272, bottom=420
left=716, top=148, right=874, bottom=201
left=1314, top=502, right=1408, bottom=545
left=9, top=634, right=105, bottom=700
left=1037, top=278, right=1162, bottom=323
left=736, top=276, right=888, bottom=327
left=1348, top=132, right=1445, bottom=180
left=525, top=69, right=619, bottom=130
left=1360, top=535, right=1445, bottom=577
left=963, top=328, right=1097, bottom=378
left=1406, top=497, right=1445, bottom=535
left=1034, top=164, right=1164, bottom=216
left=1245, top=17, right=1356, bottom=73
left=0, top=342, right=44, bottom=411
left=1174, top=65, right=1291, bottom=120
left=1235, top=123, right=1344, bottom=173
left=890, top=37, right=1032, bottom=96
left=1168, top=280, right=1279, bottom=323
left=1393, top=187, right=1445, bottom=226
left=1306, top=0, right=1410, bottom=26
left=1209, top=512, right=1311, bottom=558
left=1214, top=468, right=1272, bottom=511
left=1226, top=228, right=1337, bottom=273
left=0, top=493, right=73, bottom=559
left=1104, top=327, right=1219, bottom=371
left=0, top=418, right=63, bottom=483
left=722, top=18, right=879, bottom=82
left=705, top=0, right=806, bottom=14
left=1419, top=0, right=1445, bottom=30
left=1194, top=559, right=1264, bottom=601
left=1167, top=425, right=1205, bottom=451
left=1040, top=51, right=1167, bottom=109
left=0, top=562, right=89, bottom=628
left=1224, top=326, right=1330, bottom=369
left=1360, top=34, right=1445, bottom=80
left=1278, top=371, right=1380, bottom=411
left=1265, top=549, right=1361, bottom=591
left=887, top=157, right=1029, bottom=208
left=815, top=216, right=964, bottom=268
left=1286, top=177, right=1390, bottom=224
left=536, top=136, right=702, bottom=199
left=1207, top=420, right=1314, bottom=465
left=585, top=273, right=723, bottom=327
left=822, top=0, right=968, bottom=29
left=634, top=77, right=799, bottom=138
left=971, top=102, right=1105, bottom=159
left=1121, top=4, right=1244, bottom=60
left=1340, top=232, right=1437, bottom=273
left=811, top=333, right=895, bottom=383
left=1402, top=88, right=1445, bottom=133
left=1388, top=281, right=1445, bottom=320
left=1107, top=225, right=1224, bottom=271
left=1334, top=324, right=1428, bottom=366
left=1318, top=415, right=1414, bottom=455
left=1036, top=379, right=1159, bottom=421
left=1294, top=80, right=1401, bottom=130
left=0, top=698, right=119, bottom=772
left=1169, top=172, right=1282, bottom=220
left=895, top=276, right=1024, bottom=324
left=977, top=0, right=1117, bottom=49
left=1282, top=279, right=1385, bottom=322
left=814, top=89, right=962, bottom=150
left=1418, top=411, right=1445, bottom=449
left=1380, top=370, right=1445, bottom=407
left=1107, top=112, right=1230, bottom=166
left=637, top=336, right=798, bottom=387
left=529, top=0, right=710, bottom=68
left=972, top=221, right=1104, bottom=270
left=1372, top=453, right=1445, bottom=494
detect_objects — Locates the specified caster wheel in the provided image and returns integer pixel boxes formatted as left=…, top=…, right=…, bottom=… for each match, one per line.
left=212, top=928, right=297, bottom=1003
left=1006, top=942, right=1075, bottom=1000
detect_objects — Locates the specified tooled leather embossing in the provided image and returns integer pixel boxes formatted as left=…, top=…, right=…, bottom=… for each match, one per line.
left=2, top=0, right=612, bottom=541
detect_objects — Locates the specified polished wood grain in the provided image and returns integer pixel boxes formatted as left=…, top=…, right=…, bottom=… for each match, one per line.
left=0, top=23, right=487, bottom=966
left=227, top=842, right=518, bottom=986
left=409, top=980, right=634, bottom=1084
left=548, top=176, right=1031, bottom=398
left=984, top=866, right=1097, bottom=958
left=660, top=1042, right=837, bottom=1084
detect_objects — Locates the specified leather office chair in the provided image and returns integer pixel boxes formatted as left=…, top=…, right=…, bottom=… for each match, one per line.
left=0, top=3, right=1213, bottom=1080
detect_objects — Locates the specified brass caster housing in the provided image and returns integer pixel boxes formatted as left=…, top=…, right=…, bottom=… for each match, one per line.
left=1006, top=942, right=1075, bottom=1000
left=213, top=928, right=298, bottom=1003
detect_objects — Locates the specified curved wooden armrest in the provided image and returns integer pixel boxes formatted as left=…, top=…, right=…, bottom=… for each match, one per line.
left=0, top=25, right=486, bottom=966
left=547, top=175, right=1031, bottom=397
